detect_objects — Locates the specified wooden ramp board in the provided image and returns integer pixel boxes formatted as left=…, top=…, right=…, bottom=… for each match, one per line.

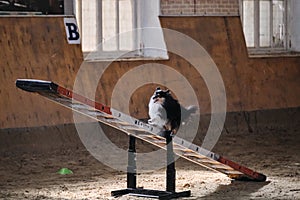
left=15, top=79, right=267, bottom=182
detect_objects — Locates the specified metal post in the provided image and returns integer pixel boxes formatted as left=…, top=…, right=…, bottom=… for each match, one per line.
left=166, top=130, right=175, bottom=193
left=127, top=135, right=137, bottom=189
left=112, top=132, right=190, bottom=199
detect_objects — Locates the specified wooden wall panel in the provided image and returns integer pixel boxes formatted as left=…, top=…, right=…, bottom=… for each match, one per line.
left=0, top=16, right=299, bottom=129
left=159, top=16, right=300, bottom=112
left=0, top=17, right=83, bottom=129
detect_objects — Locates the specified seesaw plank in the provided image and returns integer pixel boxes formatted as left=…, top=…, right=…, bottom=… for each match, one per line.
left=15, top=79, right=267, bottom=182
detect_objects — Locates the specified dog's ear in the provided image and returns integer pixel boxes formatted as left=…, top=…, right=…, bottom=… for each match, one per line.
left=166, top=89, right=170, bottom=94
left=156, top=87, right=161, bottom=91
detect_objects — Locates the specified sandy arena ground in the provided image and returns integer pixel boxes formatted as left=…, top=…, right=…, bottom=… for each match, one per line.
left=0, top=128, right=299, bottom=200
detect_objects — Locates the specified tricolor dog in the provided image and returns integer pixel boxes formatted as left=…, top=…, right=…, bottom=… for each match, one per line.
left=148, top=87, right=197, bottom=135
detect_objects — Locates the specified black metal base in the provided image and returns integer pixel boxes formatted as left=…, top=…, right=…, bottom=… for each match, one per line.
left=111, top=188, right=191, bottom=200
left=111, top=131, right=190, bottom=199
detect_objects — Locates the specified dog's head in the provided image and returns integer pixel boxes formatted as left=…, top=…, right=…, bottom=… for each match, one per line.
left=152, top=87, right=171, bottom=103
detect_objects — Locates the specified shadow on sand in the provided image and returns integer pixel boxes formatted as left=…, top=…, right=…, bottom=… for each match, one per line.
left=198, top=180, right=271, bottom=200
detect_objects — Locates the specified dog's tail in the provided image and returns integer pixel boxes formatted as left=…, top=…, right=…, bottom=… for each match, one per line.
left=181, top=105, right=198, bottom=121
left=186, top=105, right=198, bottom=114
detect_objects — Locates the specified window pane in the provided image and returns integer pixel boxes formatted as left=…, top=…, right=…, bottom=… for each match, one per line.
left=272, top=0, right=285, bottom=47
left=259, top=0, right=271, bottom=47
left=81, top=0, right=98, bottom=52
left=102, top=0, right=117, bottom=51
left=119, top=0, right=134, bottom=51
left=243, top=0, right=255, bottom=47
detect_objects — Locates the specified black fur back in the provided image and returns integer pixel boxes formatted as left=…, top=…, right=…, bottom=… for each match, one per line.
left=162, top=94, right=181, bottom=131
left=153, top=89, right=181, bottom=131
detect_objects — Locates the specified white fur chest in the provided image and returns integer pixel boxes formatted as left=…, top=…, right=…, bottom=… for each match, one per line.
left=148, top=95, right=168, bottom=129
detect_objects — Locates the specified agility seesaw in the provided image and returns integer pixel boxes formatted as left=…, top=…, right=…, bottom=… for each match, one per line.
left=16, top=79, right=266, bottom=199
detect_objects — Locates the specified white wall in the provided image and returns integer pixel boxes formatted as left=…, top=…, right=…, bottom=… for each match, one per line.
left=138, top=0, right=168, bottom=59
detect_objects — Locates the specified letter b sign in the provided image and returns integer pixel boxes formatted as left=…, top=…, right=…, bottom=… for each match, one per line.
left=64, top=18, right=80, bottom=44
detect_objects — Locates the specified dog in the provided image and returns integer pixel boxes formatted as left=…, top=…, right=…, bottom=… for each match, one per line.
left=148, top=87, right=197, bottom=135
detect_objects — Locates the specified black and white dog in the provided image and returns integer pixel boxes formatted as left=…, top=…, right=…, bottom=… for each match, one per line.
left=148, top=87, right=197, bottom=135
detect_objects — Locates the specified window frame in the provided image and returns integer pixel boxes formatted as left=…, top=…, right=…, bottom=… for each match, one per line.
left=240, top=0, right=289, bottom=54
left=76, top=0, right=147, bottom=61
left=99, top=0, right=139, bottom=56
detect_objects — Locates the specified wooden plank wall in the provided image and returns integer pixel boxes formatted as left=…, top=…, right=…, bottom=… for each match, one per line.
left=87, top=16, right=300, bottom=120
left=0, top=17, right=83, bottom=129
left=0, top=16, right=299, bottom=129
left=159, top=16, right=300, bottom=112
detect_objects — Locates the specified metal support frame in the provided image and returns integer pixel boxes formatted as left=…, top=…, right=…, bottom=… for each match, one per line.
left=166, top=131, right=175, bottom=193
left=127, top=135, right=137, bottom=189
left=111, top=131, right=191, bottom=200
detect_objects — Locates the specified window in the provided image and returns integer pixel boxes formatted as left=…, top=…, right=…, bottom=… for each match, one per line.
left=0, top=0, right=64, bottom=14
left=102, top=0, right=136, bottom=52
left=241, top=0, right=288, bottom=53
left=76, top=0, right=136, bottom=57
left=75, top=0, right=167, bottom=61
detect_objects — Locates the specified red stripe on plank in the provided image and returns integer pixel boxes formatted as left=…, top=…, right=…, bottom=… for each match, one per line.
left=57, top=85, right=112, bottom=114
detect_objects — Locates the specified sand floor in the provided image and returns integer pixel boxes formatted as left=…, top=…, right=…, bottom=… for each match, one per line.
left=0, top=129, right=299, bottom=200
